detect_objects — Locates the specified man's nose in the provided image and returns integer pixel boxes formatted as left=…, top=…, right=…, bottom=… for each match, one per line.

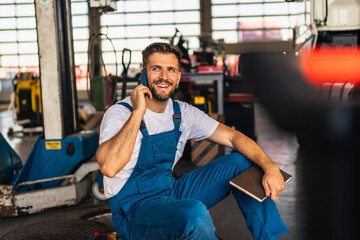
left=160, top=70, right=169, bottom=80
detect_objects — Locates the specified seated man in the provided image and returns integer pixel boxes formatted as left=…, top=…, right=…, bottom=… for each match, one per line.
left=96, top=42, right=289, bottom=240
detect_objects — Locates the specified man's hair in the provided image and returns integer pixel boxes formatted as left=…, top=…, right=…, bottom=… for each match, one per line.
left=142, top=42, right=182, bottom=68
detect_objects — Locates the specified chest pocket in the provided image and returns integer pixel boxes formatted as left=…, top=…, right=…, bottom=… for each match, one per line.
left=151, top=137, right=178, bottom=157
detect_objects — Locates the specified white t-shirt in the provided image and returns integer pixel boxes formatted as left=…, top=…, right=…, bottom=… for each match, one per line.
left=99, top=97, right=219, bottom=198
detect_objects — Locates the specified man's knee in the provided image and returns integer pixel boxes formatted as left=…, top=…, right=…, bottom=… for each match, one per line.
left=180, top=199, right=209, bottom=218
left=174, top=200, right=216, bottom=239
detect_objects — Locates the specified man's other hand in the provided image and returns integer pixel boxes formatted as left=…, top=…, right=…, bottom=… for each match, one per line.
left=262, top=167, right=285, bottom=201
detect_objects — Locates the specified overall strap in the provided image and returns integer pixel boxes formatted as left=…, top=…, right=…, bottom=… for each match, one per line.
left=116, top=102, right=133, bottom=111
left=116, top=101, right=149, bottom=136
left=172, top=100, right=181, bottom=131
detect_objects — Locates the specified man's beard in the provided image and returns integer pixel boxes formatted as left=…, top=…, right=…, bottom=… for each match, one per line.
left=148, top=81, right=176, bottom=102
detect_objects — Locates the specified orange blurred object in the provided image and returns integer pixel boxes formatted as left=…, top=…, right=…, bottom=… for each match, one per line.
left=299, top=47, right=360, bottom=85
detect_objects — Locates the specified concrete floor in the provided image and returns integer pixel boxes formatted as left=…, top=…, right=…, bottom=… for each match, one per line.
left=0, top=103, right=306, bottom=239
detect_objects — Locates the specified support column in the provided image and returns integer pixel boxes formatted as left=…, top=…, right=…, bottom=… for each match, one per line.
left=35, top=0, right=78, bottom=139
left=200, top=0, right=212, bottom=37
left=200, top=0, right=213, bottom=47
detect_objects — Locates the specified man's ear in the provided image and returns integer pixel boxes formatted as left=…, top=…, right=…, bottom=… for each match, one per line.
left=176, top=71, right=181, bottom=85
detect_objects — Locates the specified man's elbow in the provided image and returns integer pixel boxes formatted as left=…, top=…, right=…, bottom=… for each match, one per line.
left=99, top=165, right=117, bottom=178
left=96, top=148, right=117, bottom=178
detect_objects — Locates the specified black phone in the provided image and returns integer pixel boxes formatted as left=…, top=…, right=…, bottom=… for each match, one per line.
left=138, top=69, right=147, bottom=87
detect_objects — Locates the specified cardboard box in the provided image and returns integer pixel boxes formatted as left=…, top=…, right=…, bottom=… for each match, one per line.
left=190, top=113, right=225, bottom=167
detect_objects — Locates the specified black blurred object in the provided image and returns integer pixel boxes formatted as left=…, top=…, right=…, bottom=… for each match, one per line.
left=317, top=30, right=360, bottom=47
left=120, top=48, right=131, bottom=101
left=224, top=101, right=255, bottom=140
left=349, top=84, right=360, bottom=102
left=223, top=75, right=253, bottom=97
left=193, top=51, right=215, bottom=66
left=240, top=52, right=359, bottom=240
left=171, top=28, right=191, bottom=72
left=224, top=76, right=256, bottom=140
left=193, top=34, right=215, bottom=66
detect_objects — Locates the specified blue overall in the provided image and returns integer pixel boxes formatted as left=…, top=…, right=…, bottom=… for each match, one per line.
left=108, top=101, right=288, bottom=240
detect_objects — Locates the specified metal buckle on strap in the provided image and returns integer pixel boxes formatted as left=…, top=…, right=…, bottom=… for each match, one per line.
left=173, top=113, right=181, bottom=123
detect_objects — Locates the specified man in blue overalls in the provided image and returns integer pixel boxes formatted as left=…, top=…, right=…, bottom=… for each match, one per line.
left=96, top=42, right=289, bottom=240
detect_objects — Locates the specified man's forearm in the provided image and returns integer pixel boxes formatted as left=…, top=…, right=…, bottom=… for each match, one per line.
left=96, top=111, right=143, bottom=177
left=209, top=123, right=279, bottom=171
left=231, top=132, right=279, bottom=171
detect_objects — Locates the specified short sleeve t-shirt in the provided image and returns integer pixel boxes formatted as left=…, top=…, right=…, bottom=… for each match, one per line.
left=99, top=97, right=219, bottom=198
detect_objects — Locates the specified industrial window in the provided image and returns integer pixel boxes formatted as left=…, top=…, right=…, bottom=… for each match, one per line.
left=211, top=0, right=311, bottom=44
left=97, top=0, right=201, bottom=73
left=0, top=0, right=38, bottom=83
left=0, top=0, right=201, bottom=90
left=0, top=0, right=310, bottom=91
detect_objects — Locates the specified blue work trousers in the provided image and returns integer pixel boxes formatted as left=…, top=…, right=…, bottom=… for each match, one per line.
left=126, top=152, right=288, bottom=240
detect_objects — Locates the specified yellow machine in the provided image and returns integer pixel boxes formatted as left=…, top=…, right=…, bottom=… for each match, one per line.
left=14, top=72, right=42, bottom=126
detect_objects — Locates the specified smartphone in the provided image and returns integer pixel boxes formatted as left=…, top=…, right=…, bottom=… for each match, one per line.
left=138, top=69, right=147, bottom=87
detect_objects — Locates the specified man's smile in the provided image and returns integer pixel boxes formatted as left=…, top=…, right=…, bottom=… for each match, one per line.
left=154, top=80, right=172, bottom=90
left=156, top=83, right=170, bottom=88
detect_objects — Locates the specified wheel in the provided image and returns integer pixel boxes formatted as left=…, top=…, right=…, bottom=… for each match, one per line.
left=91, top=181, right=107, bottom=201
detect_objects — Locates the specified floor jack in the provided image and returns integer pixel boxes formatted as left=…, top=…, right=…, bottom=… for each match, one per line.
left=0, top=130, right=99, bottom=217
left=0, top=0, right=101, bottom=217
